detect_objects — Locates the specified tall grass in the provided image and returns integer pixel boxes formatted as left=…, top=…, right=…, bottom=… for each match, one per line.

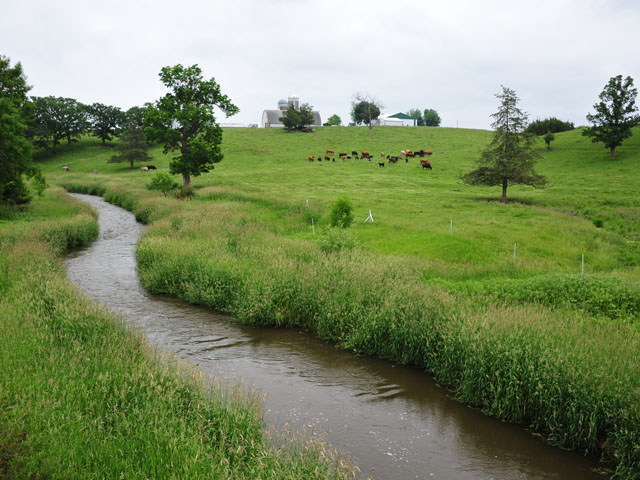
left=0, top=188, right=355, bottom=479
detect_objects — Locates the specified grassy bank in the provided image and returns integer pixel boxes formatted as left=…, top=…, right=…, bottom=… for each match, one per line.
left=38, top=126, right=640, bottom=477
left=0, top=188, right=353, bottom=479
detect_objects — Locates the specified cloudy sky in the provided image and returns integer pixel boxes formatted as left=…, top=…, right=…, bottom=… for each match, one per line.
left=2, top=0, right=639, bottom=129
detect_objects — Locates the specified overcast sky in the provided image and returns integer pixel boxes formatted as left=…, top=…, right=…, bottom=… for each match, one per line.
left=2, top=0, right=639, bottom=129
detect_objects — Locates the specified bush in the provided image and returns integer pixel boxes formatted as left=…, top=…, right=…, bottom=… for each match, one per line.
left=329, top=197, right=354, bottom=228
left=147, top=172, right=178, bottom=196
left=319, top=227, right=358, bottom=253
left=173, top=186, right=196, bottom=200
left=526, top=117, right=575, bottom=135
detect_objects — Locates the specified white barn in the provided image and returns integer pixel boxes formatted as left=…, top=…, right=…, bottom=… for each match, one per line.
left=261, top=95, right=322, bottom=128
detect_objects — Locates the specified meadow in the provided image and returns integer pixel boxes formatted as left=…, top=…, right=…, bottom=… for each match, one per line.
left=15, top=125, right=640, bottom=477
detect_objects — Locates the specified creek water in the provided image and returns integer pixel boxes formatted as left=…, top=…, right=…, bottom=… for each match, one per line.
left=64, top=194, right=604, bottom=480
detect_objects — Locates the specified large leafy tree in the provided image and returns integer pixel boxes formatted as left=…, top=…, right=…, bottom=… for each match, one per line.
left=87, top=102, right=124, bottom=145
left=583, top=75, right=639, bottom=160
left=0, top=55, right=35, bottom=205
left=280, top=103, right=315, bottom=131
left=31, top=96, right=88, bottom=152
left=351, top=93, right=382, bottom=136
left=145, top=64, right=239, bottom=186
left=423, top=108, right=441, bottom=127
left=462, top=86, right=545, bottom=203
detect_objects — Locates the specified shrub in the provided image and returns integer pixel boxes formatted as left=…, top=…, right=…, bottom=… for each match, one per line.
left=173, top=186, right=196, bottom=200
left=319, top=227, right=358, bottom=253
left=329, top=197, right=354, bottom=228
left=147, top=172, right=178, bottom=196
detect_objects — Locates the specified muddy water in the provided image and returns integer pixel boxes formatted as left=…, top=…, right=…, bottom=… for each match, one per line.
left=64, top=194, right=603, bottom=480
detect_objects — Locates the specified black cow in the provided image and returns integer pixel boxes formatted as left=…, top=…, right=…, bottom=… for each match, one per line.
left=147, top=165, right=157, bottom=170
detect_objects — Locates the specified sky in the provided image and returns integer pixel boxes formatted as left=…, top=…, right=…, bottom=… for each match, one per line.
left=2, top=0, right=639, bottom=130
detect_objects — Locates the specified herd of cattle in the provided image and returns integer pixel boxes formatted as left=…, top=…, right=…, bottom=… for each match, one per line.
left=307, top=149, right=433, bottom=169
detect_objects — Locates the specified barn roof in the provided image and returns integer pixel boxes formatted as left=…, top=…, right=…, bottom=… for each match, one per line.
left=387, top=112, right=414, bottom=120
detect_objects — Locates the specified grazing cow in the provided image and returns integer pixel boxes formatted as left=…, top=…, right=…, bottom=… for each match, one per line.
left=326, top=149, right=335, bottom=154
left=361, top=151, right=371, bottom=159
left=140, top=166, right=149, bottom=172
left=338, top=152, right=347, bottom=158
left=332, top=158, right=335, bottom=162
left=425, top=151, right=433, bottom=156
left=147, top=165, right=157, bottom=170
left=421, top=159, right=432, bottom=170
left=308, top=156, right=315, bottom=162
left=387, top=156, right=398, bottom=164
left=324, top=155, right=330, bottom=161
left=378, top=162, right=385, bottom=167
left=61, top=166, right=70, bottom=171
left=351, top=150, right=358, bottom=157
left=92, top=170, right=99, bottom=175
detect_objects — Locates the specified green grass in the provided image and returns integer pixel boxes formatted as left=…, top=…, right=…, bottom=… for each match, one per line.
left=0, top=188, right=354, bottom=479
left=29, top=125, right=640, bottom=477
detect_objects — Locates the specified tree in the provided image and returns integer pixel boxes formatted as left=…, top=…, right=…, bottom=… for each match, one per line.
left=280, top=103, right=315, bottom=131
left=526, top=117, right=574, bottom=135
left=109, top=120, right=151, bottom=168
left=583, top=75, right=640, bottom=160
left=0, top=55, right=35, bottom=205
left=325, top=114, right=341, bottom=126
left=87, top=102, right=123, bottom=145
left=462, top=86, right=545, bottom=203
left=423, top=108, right=441, bottom=127
left=31, top=96, right=88, bottom=152
left=407, top=109, right=424, bottom=126
left=351, top=93, right=382, bottom=136
left=144, top=64, right=239, bottom=186
left=543, top=131, right=555, bottom=151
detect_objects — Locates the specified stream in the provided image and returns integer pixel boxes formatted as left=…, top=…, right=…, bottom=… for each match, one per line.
left=64, top=194, right=603, bottom=479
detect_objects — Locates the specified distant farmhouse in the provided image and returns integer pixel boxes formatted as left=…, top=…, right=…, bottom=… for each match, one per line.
left=375, top=113, right=416, bottom=127
left=261, top=95, right=322, bottom=128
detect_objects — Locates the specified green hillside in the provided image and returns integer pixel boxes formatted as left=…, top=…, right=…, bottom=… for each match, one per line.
left=39, top=125, right=640, bottom=281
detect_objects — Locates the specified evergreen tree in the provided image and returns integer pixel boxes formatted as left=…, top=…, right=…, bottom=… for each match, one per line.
left=280, top=103, right=315, bottom=131
left=109, top=121, right=151, bottom=168
left=462, top=86, right=545, bottom=203
left=583, top=75, right=639, bottom=160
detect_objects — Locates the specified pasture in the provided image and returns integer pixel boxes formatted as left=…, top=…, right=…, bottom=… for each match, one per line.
left=41, top=125, right=640, bottom=281
left=30, top=125, right=640, bottom=477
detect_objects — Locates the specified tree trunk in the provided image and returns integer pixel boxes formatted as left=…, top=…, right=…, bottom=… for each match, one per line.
left=501, top=179, right=508, bottom=203
left=67, top=134, right=72, bottom=144
left=610, top=146, right=616, bottom=160
left=182, top=173, right=191, bottom=187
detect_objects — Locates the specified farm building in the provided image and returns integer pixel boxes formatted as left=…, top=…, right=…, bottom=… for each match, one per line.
left=375, top=113, right=417, bottom=127
left=260, top=95, right=322, bottom=128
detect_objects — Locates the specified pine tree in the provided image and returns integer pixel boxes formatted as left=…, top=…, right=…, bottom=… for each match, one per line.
left=462, top=86, right=545, bottom=203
